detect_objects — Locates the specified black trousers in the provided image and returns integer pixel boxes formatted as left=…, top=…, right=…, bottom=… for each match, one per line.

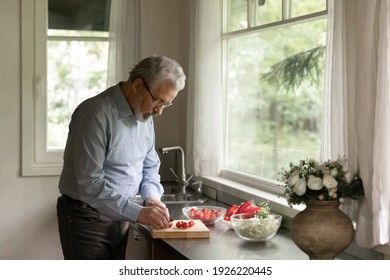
left=56, top=195, right=129, bottom=260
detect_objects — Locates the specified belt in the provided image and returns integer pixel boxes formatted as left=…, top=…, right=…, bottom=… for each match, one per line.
left=63, top=195, right=94, bottom=209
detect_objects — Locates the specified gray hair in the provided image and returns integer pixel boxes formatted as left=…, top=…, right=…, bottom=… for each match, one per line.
left=128, top=55, right=186, bottom=92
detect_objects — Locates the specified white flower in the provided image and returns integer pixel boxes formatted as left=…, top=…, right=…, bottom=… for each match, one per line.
left=330, top=168, right=338, bottom=177
left=323, top=174, right=338, bottom=189
left=287, top=172, right=300, bottom=187
left=293, top=178, right=307, bottom=196
left=344, top=171, right=352, bottom=183
left=281, top=157, right=363, bottom=206
left=307, top=175, right=323, bottom=190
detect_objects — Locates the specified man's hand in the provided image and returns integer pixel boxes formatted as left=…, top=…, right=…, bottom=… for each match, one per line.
left=137, top=197, right=170, bottom=229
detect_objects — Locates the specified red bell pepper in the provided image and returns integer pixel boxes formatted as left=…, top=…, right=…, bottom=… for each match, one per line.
left=243, top=206, right=262, bottom=214
left=224, top=204, right=239, bottom=221
left=226, top=204, right=238, bottom=216
left=236, top=201, right=256, bottom=214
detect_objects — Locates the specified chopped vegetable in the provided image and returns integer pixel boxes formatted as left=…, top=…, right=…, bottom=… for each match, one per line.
left=175, top=220, right=195, bottom=229
left=233, top=215, right=281, bottom=240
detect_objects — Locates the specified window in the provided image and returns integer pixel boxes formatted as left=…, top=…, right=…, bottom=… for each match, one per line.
left=21, top=0, right=111, bottom=175
left=47, top=0, right=110, bottom=149
left=222, top=0, right=327, bottom=184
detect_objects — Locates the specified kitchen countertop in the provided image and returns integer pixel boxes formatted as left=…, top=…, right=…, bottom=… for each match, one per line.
left=130, top=181, right=367, bottom=260
left=142, top=197, right=310, bottom=260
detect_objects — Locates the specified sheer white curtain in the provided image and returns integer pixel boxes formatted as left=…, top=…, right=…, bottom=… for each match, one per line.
left=322, top=0, right=351, bottom=162
left=323, top=0, right=361, bottom=221
left=186, top=0, right=223, bottom=176
left=354, top=0, right=390, bottom=253
left=107, top=0, right=139, bottom=86
left=325, top=0, right=390, bottom=253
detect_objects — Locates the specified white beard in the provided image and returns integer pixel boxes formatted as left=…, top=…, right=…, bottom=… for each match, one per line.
left=134, top=103, right=153, bottom=122
left=135, top=111, right=148, bottom=123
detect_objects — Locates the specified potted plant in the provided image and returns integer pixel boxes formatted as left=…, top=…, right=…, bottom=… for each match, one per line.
left=279, top=157, right=365, bottom=259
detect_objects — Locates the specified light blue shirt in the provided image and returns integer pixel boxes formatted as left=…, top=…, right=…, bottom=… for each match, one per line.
left=58, top=83, right=164, bottom=222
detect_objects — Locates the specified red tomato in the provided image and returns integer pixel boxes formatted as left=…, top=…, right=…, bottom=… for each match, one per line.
left=188, top=207, right=224, bottom=223
left=174, top=220, right=196, bottom=230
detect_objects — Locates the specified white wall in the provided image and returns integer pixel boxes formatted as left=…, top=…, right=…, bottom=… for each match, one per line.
left=0, top=0, right=189, bottom=259
left=139, top=0, right=190, bottom=180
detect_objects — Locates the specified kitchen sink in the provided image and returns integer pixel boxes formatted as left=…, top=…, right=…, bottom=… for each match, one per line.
left=132, top=193, right=207, bottom=205
left=131, top=181, right=207, bottom=205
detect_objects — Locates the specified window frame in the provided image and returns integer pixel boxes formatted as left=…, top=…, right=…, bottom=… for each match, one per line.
left=21, top=0, right=110, bottom=176
left=21, top=0, right=57, bottom=176
left=219, top=0, right=328, bottom=195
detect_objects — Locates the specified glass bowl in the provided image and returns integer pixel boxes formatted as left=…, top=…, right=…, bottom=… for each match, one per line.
left=182, top=206, right=226, bottom=225
left=222, top=218, right=234, bottom=229
left=230, top=213, right=282, bottom=242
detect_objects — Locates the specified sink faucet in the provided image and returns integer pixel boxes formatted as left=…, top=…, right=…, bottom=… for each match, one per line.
left=160, top=146, right=193, bottom=193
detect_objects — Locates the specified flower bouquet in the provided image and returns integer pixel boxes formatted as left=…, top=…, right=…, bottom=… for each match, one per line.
left=279, top=157, right=364, bottom=206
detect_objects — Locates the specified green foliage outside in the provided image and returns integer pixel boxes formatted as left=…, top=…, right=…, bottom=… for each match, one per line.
left=47, top=39, right=108, bottom=149
left=224, top=0, right=327, bottom=181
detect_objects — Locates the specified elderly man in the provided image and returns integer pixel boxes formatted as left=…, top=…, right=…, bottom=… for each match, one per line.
left=56, top=55, right=186, bottom=259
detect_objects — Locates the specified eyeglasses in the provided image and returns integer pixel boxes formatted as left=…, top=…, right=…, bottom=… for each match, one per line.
left=141, top=78, right=173, bottom=108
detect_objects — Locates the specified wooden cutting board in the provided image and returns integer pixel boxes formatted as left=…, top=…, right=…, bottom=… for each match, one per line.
left=149, top=220, right=210, bottom=239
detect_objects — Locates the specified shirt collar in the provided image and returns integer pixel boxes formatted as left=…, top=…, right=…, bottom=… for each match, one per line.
left=113, top=83, right=135, bottom=119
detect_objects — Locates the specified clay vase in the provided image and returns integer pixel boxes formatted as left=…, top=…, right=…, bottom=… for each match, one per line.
left=291, top=200, right=354, bottom=260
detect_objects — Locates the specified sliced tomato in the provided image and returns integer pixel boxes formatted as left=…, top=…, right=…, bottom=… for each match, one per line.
left=175, top=220, right=196, bottom=230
